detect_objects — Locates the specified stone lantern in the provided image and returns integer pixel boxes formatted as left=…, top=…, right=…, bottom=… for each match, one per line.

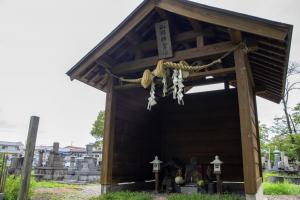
left=150, top=156, right=163, bottom=193
left=210, top=155, right=223, bottom=174
left=210, top=155, right=223, bottom=193
left=150, top=156, right=163, bottom=172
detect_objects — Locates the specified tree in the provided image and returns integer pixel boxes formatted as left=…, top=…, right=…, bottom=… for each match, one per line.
left=282, top=62, right=300, bottom=134
left=292, top=103, right=300, bottom=133
left=270, top=116, right=289, bottom=135
left=261, top=103, right=300, bottom=161
left=259, top=122, right=270, bottom=153
left=267, top=134, right=300, bottom=161
left=90, top=111, right=105, bottom=148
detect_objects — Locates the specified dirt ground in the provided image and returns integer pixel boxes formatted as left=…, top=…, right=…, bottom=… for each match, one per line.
left=33, top=186, right=300, bottom=200
left=265, top=196, right=300, bottom=200
left=32, top=184, right=102, bottom=200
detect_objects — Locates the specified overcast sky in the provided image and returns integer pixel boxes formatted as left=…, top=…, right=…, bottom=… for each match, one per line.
left=0, top=0, right=299, bottom=147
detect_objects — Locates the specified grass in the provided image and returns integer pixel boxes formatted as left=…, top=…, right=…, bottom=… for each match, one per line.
left=262, top=171, right=300, bottom=195
left=90, top=191, right=152, bottom=200
left=167, top=194, right=244, bottom=200
left=263, top=181, right=300, bottom=195
left=263, top=171, right=280, bottom=181
left=32, top=180, right=79, bottom=189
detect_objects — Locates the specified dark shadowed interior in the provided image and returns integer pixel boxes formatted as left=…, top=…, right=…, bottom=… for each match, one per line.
left=112, top=88, right=243, bottom=184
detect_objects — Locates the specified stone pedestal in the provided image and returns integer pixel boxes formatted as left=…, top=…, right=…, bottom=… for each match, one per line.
left=180, top=184, right=198, bottom=194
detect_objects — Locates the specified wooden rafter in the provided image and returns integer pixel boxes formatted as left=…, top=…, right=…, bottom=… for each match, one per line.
left=112, top=41, right=235, bottom=74
left=155, top=0, right=289, bottom=41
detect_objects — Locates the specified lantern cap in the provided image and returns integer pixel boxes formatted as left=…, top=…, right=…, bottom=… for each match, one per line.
left=274, top=146, right=280, bottom=154
left=210, top=155, right=223, bottom=164
left=150, top=156, right=163, bottom=164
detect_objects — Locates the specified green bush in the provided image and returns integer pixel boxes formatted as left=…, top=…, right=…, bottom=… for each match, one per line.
left=4, top=176, right=34, bottom=200
left=91, top=191, right=152, bottom=200
left=263, top=182, right=300, bottom=195
left=167, top=194, right=244, bottom=200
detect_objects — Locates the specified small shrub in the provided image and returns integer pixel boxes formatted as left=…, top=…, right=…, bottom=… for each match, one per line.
left=91, top=191, right=152, bottom=200
left=4, top=176, right=34, bottom=200
left=263, top=182, right=300, bottom=195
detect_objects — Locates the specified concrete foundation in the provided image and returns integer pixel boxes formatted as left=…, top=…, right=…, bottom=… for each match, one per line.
left=246, top=184, right=264, bottom=200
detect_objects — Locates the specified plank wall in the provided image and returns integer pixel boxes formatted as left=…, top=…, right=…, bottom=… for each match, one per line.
left=112, top=88, right=160, bottom=182
left=159, top=89, right=243, bottom=181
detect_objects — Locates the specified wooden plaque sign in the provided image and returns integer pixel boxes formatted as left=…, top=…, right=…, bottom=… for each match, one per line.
left=155, top=20, right=173, bottom=59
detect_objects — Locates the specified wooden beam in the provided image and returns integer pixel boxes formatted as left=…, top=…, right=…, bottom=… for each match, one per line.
left=229, top=29, right=242, bottom=44
left=251, top=51, right=285, bottom=64
left=155, top=8, right=179, bottom=34
left=187, top=18, right=202, bottom=32
left=257, top=47, right=285, bottom=58
left=259, top=40, right=286, bottom=51
left=196, top=36, right=204, bottom=48
left=131, top=30, right=206, bottom=53
left=156, top=0, right=288, bottom=41
left=234, top=47, right=261, bottom=194
left=249, top=60, right=283, bottom=73
left=114, top=67, right=235, bottom=90
left=229, top=29, right=254, bottom=87
left=112, top=41, right=235, bottom=74
left=188, top=67, right=235, bottom=81
left=101, top=76, right=116, bottom=186
left=81, top=64, right=99, bottom=80
left=249, top=56, right=283, bottom=69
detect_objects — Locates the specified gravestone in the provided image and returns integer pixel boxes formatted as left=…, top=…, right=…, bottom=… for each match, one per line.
left=273, top=147, right=281, bottom=170
left=38, top=150, right=44, bottom=167
left=8, top=156, right=23, bottom=175
left=34, top=142, right=66, bottom=181
left=64, top=144, right=100, bottom=183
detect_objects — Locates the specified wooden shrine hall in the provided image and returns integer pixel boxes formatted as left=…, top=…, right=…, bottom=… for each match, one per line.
left=66, top=0, right=293, bottom=199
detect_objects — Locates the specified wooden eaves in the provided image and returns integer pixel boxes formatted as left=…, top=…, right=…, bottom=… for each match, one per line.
left=66, top=0, right=293, bottom=103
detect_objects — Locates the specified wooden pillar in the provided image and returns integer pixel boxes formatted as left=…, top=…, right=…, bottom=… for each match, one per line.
left=234, top=46, right=262, bottom=196
left=18, top=116, right=39, bottom=200
left=253, top=93, right=263, bottom=179
left=101, top=76, right=116, bottom=192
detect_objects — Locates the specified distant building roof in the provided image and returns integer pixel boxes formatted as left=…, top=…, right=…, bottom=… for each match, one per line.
left=64, top=146, right=86, bottom=153
left=0, top=141, right=24, bottom=147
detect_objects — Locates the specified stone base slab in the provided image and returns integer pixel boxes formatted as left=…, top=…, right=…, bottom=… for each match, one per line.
left=246, top=184, right=264, bottom=200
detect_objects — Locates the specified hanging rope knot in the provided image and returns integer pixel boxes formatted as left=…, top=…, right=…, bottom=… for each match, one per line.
left=113, top=43, right=242, bottom=111
left=153, top=60, right=166, bottom=78
left=141, top=69, right=153, bottom=89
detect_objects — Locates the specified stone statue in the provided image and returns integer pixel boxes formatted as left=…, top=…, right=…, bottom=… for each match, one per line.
left=185, top=157, right=202, bottom=184
left=161, top=157, right=182, bottom=192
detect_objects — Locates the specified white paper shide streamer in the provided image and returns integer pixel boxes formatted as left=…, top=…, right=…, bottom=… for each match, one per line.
left=147, top=78, right=157, bottom=111
left=177, top=69, right=184, bottom=105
